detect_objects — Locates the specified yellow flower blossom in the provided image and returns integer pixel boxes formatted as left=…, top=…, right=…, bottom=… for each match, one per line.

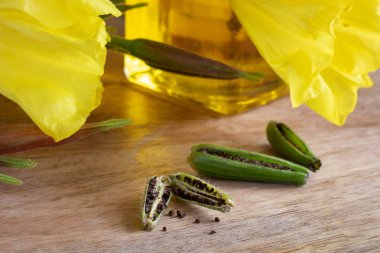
left=0, top=0, right=121, bottom=141
left=231, top=0, right=380, bottom=125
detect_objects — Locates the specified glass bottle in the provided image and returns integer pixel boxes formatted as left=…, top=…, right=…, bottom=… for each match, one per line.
left=124, top=0, right=288, bottom=114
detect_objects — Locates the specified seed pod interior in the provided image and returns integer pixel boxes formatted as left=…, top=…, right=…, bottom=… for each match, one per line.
left=169, top=173, right=235, bottom=213
left=142, top=176, right=172, bottom=231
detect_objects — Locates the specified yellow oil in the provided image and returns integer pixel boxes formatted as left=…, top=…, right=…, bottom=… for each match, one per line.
left=124, top=0, right=288, bottom=114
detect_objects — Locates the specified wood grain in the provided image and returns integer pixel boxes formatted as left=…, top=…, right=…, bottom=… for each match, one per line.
left=0, top=52, right=379, bottom=253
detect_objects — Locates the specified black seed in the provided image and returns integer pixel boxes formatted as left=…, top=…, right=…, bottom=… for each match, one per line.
left=177, top=210, right=182, bottom=217
left=194, top=218, right=200, bottom=224
left=215, top=217, right=220, bottom=222
left=209, top=230, right=216, bottom=235
left=150, top=177, right=157, bottom=186
left=147, top=197, right=155, bottom=203
left=156, top=202, right=164, bottom=212
left=163, top=226, right=167, bottom=232
left=206, top=187, right=214, bottom=193
left=168, top=210, right=174, bottom=216
left=198, top=183, right=207, bottom=189
left=200, top=148, right=292, bottom=171
left=193, top=180, right=201, bottom=186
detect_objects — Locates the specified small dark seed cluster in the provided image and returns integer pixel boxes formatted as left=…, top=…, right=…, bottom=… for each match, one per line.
left=171, top=185, right=225, bottom=207
left=167, top=209, right=186, bottom=219
left=145, top=177, right=172, bottom=221
left=180, top=175, right=218, bottom=196
left=164, top=211, right=222, bottom=234
left=183, top=176, right=208, bottom=191
left=145, top=176, right=158, bottom=215
left=199, top=148, right=292, bottom=171
left=176, top=210, right=186, bottom=218
left=162, top=186, right=171, bottom=205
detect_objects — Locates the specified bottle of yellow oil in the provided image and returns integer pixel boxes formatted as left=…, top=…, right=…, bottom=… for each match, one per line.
left=124, top=0, right=288, bottom=114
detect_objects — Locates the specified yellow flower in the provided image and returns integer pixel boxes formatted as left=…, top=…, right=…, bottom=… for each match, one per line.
left=231, top=0, right=380, bottom=125
left=0, top=1, right=121, bottom=141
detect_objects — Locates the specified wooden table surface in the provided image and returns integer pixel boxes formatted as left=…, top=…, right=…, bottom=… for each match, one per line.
left=1, top=51, right=379, bottom=253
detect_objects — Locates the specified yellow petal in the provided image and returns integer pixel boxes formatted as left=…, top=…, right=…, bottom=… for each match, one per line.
left=332, top=0, right=380, bottom=84
left=231, top=0, right=350, bottom=107
left=232, top=0, right=380, bottom=125
left=0, top=1, right=120, bottom=141
left=305, top=67, right=363, bottom=125
left=306, top=0, right=380, bottom=125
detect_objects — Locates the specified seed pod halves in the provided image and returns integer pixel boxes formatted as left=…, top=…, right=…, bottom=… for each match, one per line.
left=142, top=176, right=172, bottom=230
left=266, top=121, right=321, bottom=172
left=189, top=144, right=309, bottom=185
left=169, top=173, right=235, bottom=213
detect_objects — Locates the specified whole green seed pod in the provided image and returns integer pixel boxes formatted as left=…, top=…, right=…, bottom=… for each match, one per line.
left=266, top=121, right=321, bottom=172
left=189, top=144, right=309, bottom=186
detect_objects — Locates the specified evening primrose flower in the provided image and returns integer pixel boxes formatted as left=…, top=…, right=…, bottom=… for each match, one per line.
left=0, top=1, right=121, bottom=141
left=231, top=0, right=380, bottom=125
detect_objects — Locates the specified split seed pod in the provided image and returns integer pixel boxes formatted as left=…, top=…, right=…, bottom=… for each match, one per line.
left=142, top=176, right=172, bottom=230
left=169, top=173, right=235, bottom=213
left=266, top=121, right=321, bottom=172
left=189, top=144, right=309, bottom=185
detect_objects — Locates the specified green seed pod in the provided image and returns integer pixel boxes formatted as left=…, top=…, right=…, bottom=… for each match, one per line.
left=169, top=173, right=235, bottom=213
left=142, top=176, right=172, bottom=231
left=266, top=121, right=321, bottom=172
left=108, top=36, right=262, bottom=81
left=189, top=144, right=309, bottom=186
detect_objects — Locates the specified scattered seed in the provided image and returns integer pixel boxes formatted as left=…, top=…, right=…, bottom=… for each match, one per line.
left=194, top=218, right=200, bottom=224
left=162, top=226, right=167, bottom=232
left=176, top=210, right=182, bottom=217
left=209, top=230, right=216, bottom=235
left=215, top=217, right=220, bottom=222
left=168, top=210, right=174, bottom=216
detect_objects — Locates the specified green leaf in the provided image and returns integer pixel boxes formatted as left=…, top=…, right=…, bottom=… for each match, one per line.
left=108, top=36, right=263, bottom=81
left=92, top=119, right=132, bottom=131
left=0, top=119, right=132, bottom=155
left=0, top=173, right=22, bottom=185
left=0, top=157, right=37, bottom=169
